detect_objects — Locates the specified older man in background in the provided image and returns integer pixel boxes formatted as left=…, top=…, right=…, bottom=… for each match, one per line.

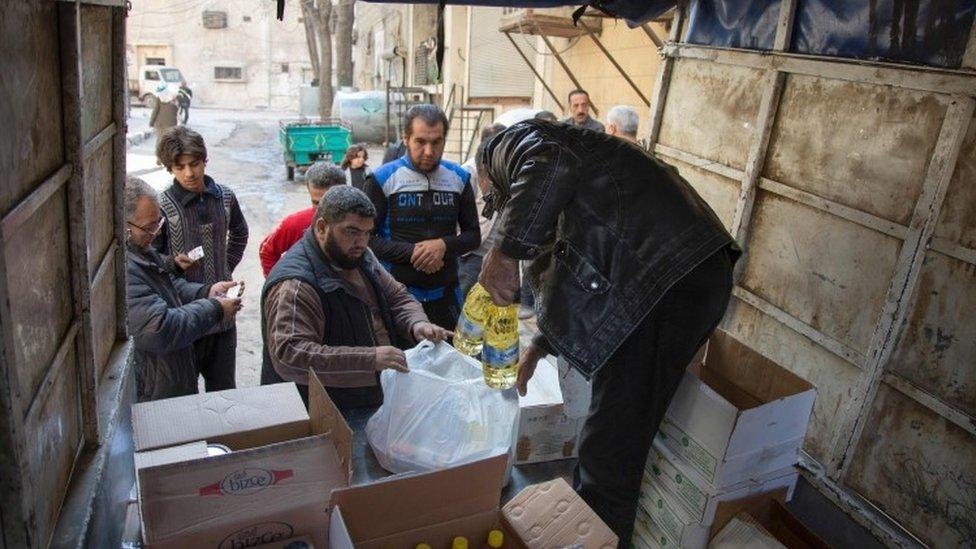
left=259, top=162, right=347, bottom=276
left=124, top=177, right=241, bottom=402
left=605, top=105, right=640, bottom=144
left=562, top=89, right=604, bottom=133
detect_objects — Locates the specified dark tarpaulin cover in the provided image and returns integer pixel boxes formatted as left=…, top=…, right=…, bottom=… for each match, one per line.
left=684, top=0, right=782, bottom=50
left=357, top=0, right=678, bottom=26
left=791, top=0, right=976, bottom=69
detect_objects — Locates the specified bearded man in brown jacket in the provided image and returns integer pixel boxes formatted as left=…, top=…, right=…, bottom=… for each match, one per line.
left=260, top=185, right=450, bottom=410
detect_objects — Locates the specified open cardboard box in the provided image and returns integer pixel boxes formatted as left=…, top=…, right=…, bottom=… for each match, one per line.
left=329, top=453, right=617, bottom=549
left=132, top=375, right=352, bottom=549
left=707, top=489, right=829, bottom=548
left=515, top=357, right=585, bottom=465
left=658, top=330, right=815, bottom=488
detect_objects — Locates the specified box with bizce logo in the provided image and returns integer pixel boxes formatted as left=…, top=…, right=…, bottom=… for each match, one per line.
left=132, top=375, right=351, bottom=549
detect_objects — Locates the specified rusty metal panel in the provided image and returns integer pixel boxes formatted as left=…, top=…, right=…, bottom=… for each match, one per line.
left=657, top=59, right=764, bottom=170
left=740, top=191, right=902, bottom=354
left=666, top=157, right=740, bottom=230
left=0, top=1, right=65, bottom=214
left=764, top=74, right=948, bottom=226
left=845, top=383, right=976, bottom=547
left=79, top=5, right=113, bottom=142
left=84, top=142, right=115, bottom=275
left=886, top=251, right=976, bottom=418
left=721, top=297, right=862, bottom=463
left=934, top=114, right=976, bottom=248
left=23, top=347, right=82, bottom=549
left=91, top=256, right=117, bottom=382
left=4, top=190, right=74, bottom=406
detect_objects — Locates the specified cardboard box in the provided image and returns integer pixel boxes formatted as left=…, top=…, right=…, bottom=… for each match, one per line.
left=645, top=441, right=798, bottom=525
left=515, top=358, right=585, bottom=465
left=132, top=383, right=310, bottom=452
left=251, top=535, right=315, bottom=549
left=134, top=377, right=352, bottom=549
left=707, top=496, right=829, bottom=549
left=658, top=331, right=815, bottom=488
left=633, top=509, right=675, bottom=549
left=637, top=467, right=797, bottom=549
left=328, top=453, right=617, bottom=549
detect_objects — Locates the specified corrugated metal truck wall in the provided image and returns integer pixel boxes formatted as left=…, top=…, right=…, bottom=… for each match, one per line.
left=646, top=1, right=976, bottom=546
left=0, top=1, right=131, bottom=547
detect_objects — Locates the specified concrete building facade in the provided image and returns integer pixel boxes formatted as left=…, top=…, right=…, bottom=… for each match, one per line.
left=127, top=0, right=314, bottom=110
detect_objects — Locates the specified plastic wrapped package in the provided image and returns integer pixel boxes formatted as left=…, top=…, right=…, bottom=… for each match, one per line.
left=366, top=341, right=519, bottom=477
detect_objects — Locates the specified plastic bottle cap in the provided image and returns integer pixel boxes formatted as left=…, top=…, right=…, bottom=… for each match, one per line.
left=452, top=537, right=469, bottom=549
left=488, top=529, right=504, bottom=548
left=415, top=545, right=432, bottom=549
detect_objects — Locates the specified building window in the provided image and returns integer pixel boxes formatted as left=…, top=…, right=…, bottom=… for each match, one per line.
left=214, top=66, right=244, bottom=81
left=280, top=63, right=289, bottom=73
left=243, top=15, right=252, bottom=22
left=145, top=56, right=166, bottom=66
left=202, top=10, right=228, bottom=29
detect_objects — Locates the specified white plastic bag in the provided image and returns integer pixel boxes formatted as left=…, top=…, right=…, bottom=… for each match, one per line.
left=366, top=340, right=519, bottom=475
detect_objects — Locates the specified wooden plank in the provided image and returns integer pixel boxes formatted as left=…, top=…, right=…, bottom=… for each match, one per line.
left=730, top=70, right=786, bottom=251
left=664, top=43, right=976, bottom=96
left=0, top=204, right=31, bottom=549
left=963, top=17, right=976, bottom=70
left=772, top=0, right=798, bottom=52
left=732, top=286, right=865, bottom=367
left=82, top=122, right=116, bottom=160
left=759, top=178, right=910, bottom=240
left=22, top=323, right=80, bottom=426
left=828, top=97, right=976, bottom=476
left=798, top=455, right=927, bottom=548
left=654, top=144, right=746, bottom=181
left=929, top=236, right=976, bottom=266
left=0, top=164, right=71, bottom=237
left=645, top=6, right=683, bottom=149
left=112, top=6, right=127, bottom=341
left=59, top=1, right=99, bottom=446
left=641, top=24, right=663, bottom=49
left=884, top=372, right=976, bottom=438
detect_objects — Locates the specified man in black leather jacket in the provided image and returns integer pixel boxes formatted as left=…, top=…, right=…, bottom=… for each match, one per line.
left=478, top=119, right=739, bottom=544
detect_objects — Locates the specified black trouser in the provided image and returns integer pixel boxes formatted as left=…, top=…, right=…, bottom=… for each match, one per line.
left=193, top=326, right=237, bottom=391
left=419, top=285, right=462, bottom=332
left=573, top=248, right=733, bottom=546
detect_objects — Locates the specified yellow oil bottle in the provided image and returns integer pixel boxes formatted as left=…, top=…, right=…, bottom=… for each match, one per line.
left=455, top=283, right=494, bottom=356
left=482, top=300, right=519, bottom=389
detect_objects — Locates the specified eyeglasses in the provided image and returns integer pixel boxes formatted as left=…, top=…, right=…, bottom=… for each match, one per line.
left=127, top=216, right=166, bottom=236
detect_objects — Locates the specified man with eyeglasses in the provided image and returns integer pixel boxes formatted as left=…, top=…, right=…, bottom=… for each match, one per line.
left=124, top=177, right=242, bottom=402
left=260, top=186, right=449, bottom=410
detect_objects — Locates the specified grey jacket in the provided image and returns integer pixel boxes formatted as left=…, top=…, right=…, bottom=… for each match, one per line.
left=126, top=243, right=223, bottom=401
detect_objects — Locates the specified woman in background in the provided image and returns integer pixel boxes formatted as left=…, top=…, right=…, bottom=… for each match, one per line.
left=342, top=144, right=371, bottom=191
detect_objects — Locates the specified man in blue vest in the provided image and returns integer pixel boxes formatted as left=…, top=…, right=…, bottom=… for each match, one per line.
left=363, top=104, right=481, bottom=330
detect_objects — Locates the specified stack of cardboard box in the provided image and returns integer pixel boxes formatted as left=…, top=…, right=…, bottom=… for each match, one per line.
left=632, top=331, right=817, bottom=549
left=514, top=357, right=590, bottom=465
left=130, top=373, right=618, bottom=548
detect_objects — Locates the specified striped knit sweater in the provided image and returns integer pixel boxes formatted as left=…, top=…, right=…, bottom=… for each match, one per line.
left=154, top=175, right=248, bottom=286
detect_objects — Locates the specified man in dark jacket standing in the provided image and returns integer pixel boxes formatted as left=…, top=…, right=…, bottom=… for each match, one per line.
left=125, top=177, right=241, bottom=402
left=154, top=126, right=249, bottom=392
left=478, top=120, right=738, bottom=544
left=364, top=104, right=480, bottom=330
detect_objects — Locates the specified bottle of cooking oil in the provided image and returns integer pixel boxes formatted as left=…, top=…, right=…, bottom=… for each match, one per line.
left=482, top=300, right=519, bottom=389
left=455, top=283, right=493, bottom=356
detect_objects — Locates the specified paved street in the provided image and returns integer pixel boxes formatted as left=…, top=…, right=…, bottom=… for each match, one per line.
left=127, top=107, right=385, bottom=387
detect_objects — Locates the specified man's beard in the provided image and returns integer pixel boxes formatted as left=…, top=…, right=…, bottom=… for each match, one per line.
left=324, top=234, right=364, bottom=269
